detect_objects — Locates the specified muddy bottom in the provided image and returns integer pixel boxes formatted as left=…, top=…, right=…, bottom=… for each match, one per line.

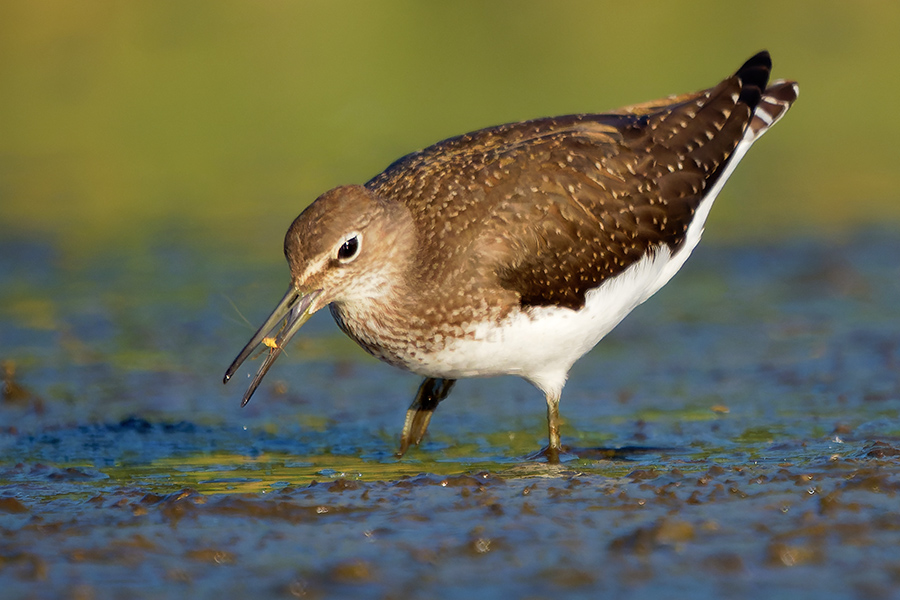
left=2, top=232, right=900, bottom=599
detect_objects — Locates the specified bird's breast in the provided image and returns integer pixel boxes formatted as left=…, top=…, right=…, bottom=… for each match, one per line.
left=328, top=241, right=683, bottom=388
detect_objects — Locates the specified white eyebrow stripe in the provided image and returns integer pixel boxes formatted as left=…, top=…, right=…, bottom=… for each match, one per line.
left=298, top=254, right=331, bottom=283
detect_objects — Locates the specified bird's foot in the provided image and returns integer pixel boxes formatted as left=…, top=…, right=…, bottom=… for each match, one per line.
left=524, top=445, right=576, bottom=464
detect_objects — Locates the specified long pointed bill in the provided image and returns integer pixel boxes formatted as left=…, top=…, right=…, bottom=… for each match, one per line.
left=223, top=286, right=322, bottom=407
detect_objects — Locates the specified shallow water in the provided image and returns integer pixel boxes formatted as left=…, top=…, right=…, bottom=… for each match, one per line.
left=2, top=232, right=900, bottom=599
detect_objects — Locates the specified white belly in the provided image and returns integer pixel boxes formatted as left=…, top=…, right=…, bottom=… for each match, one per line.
left=416, top=240, right=688, bottom=396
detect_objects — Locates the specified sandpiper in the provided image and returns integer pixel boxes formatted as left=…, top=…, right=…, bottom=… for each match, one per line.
left=225, top=51, right=798, bottom=462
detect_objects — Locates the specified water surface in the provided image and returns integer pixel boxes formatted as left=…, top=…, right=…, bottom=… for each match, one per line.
left=2, top=233, right=899, bottom=599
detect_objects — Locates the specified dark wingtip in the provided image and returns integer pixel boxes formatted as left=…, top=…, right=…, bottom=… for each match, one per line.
left=735, top=50, right=772, bottom=109
left=741, top=50, right=772, bottom=71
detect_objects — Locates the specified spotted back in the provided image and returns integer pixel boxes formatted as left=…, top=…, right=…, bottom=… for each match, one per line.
left=367, top=51, right=797, bottom=312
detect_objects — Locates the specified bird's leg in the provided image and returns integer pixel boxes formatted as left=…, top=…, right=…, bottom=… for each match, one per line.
left=397, top=377, right=457, bottom=457
left=545, top=393, right=562, bottom=464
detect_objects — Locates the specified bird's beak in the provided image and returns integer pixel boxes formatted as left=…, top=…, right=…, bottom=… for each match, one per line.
left=223, top=286, right=322, bottom=406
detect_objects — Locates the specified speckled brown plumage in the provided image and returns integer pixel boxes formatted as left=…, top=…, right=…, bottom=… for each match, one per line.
left=225, top=51, right=799, bottom=462
left=365, top=51, right=773, bottom=312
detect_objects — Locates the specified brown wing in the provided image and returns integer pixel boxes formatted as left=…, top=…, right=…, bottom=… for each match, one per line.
left=367, top=52, right=784, bottom=311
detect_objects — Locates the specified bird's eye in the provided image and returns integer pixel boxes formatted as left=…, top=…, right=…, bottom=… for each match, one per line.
left=337, top=235, right=360, bottom=262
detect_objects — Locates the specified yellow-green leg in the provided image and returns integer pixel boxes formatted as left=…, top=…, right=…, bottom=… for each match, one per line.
left=397, top=377, right=456, bottom=457
left=545, top=392, right=562, bottom=464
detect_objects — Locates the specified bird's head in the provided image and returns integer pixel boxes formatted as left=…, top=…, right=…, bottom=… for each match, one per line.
left=223, top=184, right=414, bottom=405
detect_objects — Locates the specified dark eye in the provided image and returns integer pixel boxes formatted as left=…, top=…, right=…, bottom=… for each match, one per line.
left=337, top=235, right=360, bottom=262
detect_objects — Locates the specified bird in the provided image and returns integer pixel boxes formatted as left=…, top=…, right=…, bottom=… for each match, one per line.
left=224, top=51, right=798, bottom=463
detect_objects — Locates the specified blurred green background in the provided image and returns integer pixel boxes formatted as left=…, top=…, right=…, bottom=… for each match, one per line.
left=1, top=1, right=898, bottom=261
